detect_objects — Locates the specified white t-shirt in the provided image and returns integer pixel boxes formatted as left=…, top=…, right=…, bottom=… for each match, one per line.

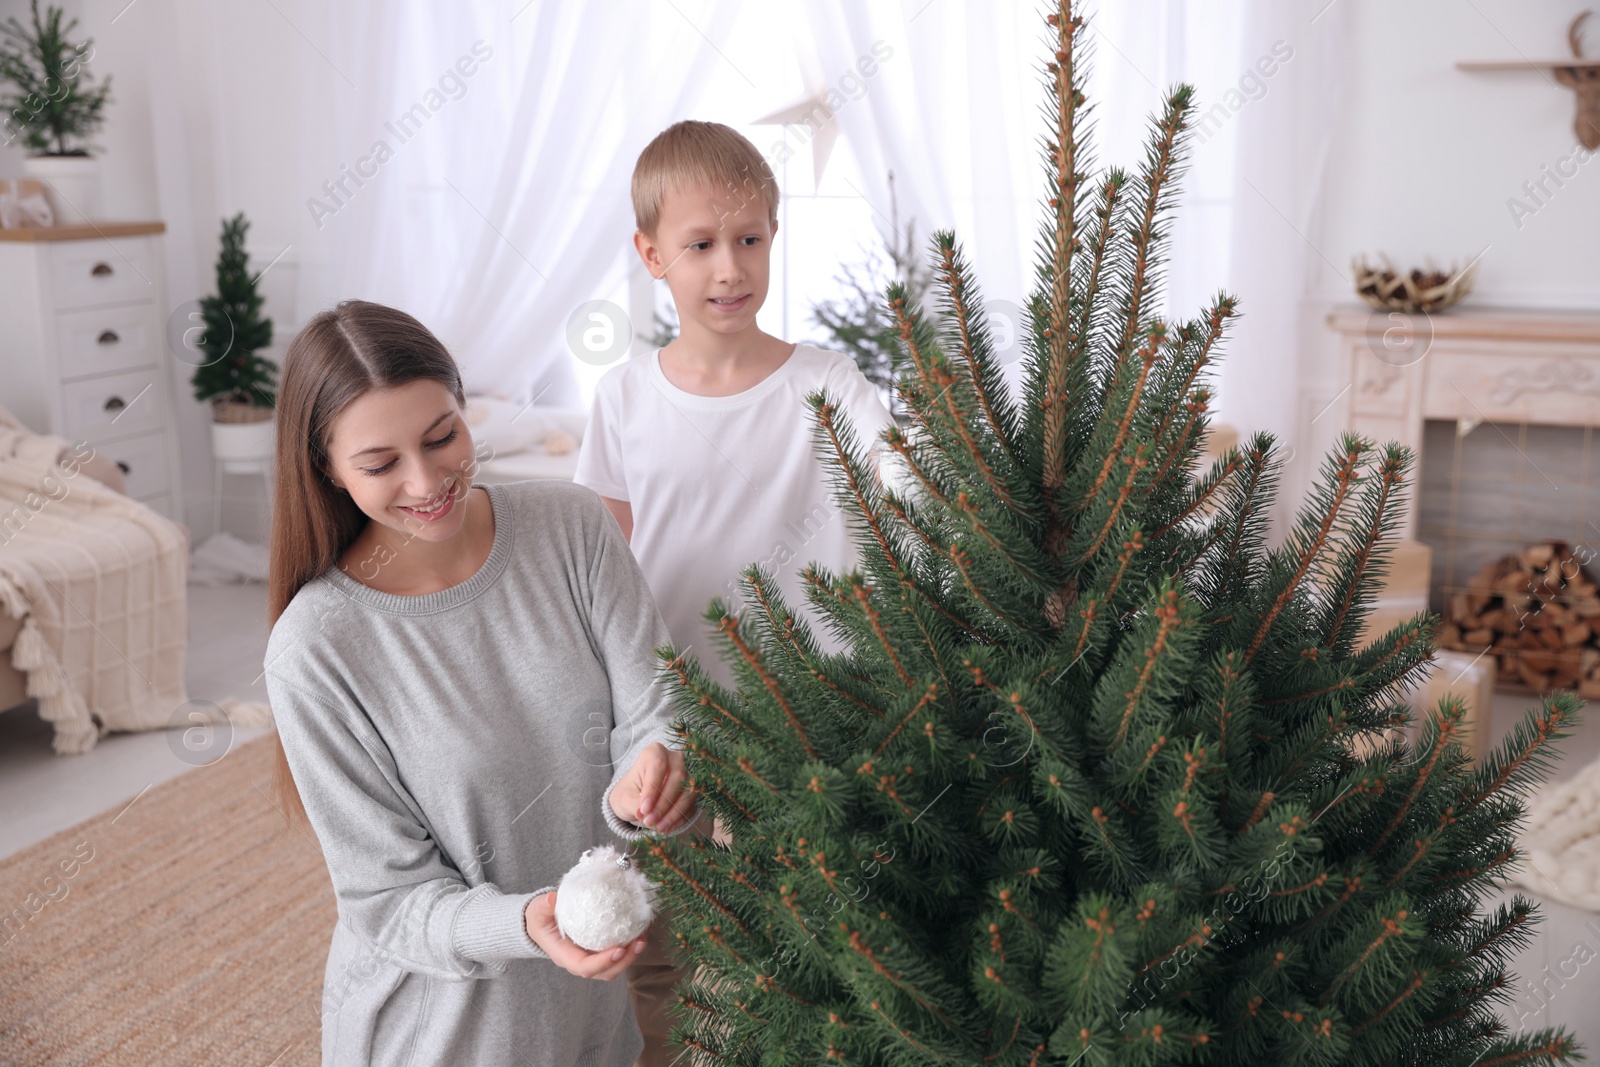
left=574, top=344, right=895, bottom=688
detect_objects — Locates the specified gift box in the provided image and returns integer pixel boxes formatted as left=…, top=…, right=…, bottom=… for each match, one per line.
left=1411, top=647, right=1497, bottom=761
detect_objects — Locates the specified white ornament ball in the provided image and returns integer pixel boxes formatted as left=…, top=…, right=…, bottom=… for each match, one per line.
left=553, top=846, right=657, bottom=951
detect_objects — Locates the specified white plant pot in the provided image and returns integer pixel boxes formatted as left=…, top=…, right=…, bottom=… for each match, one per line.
left=210, top=416, right=275, bottom=468
left=23, top=155, right=102, bottom=225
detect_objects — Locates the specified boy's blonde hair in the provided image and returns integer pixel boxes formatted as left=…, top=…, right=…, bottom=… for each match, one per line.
left=631, top=120, right=779, bottom=236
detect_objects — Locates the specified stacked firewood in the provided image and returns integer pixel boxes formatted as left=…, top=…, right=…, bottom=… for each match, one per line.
left=1438, top=541, right=1600, bottom=697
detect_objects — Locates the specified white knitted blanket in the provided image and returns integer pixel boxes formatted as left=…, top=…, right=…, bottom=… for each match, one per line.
left=1511, top=753, right=1600, bottom=912
left=0, top=406, right=270, bottom=753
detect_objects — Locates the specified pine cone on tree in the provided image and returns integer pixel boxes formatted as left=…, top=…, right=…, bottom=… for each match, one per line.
left=640, top=4, right=1582, bottom=1065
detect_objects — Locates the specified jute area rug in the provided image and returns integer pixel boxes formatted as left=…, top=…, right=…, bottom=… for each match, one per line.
left=0, top=734, right=333, bottom=1066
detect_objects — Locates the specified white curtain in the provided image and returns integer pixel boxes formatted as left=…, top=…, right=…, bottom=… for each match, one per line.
left=1076, top=0, right=1245, bottom=324
left=798, top=0, right=1346, bottom=545
left=1214, top=0, right=1351, bottom=489
left=145, top=0, right=1336, bottom=431
left=288, top=0, right=738, bottom=407
left=796, top=2, right=1033, bottom=331
left=125, top=0, right=1336, bottom=537
left=795, top=0, right=1246, bottom=383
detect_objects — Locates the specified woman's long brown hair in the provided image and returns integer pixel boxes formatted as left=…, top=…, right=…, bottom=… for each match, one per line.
left=267, top=300, right=465, bottom=828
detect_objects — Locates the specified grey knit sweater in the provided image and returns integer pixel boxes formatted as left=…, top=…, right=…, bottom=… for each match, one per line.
left=264, top=479, right=682, bottom=1067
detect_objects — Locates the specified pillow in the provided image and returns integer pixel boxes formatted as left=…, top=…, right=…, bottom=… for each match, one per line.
left=462, top=396, right=587, bottom=456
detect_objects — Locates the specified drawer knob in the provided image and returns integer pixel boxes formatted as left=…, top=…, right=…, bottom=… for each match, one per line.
left=103, top=396, right=125, bottom=413
left=116, top=461, right=130, bottom=474
left=91, top=262, right=113, bottom=277
left=97, top=329, right=120, bottom=345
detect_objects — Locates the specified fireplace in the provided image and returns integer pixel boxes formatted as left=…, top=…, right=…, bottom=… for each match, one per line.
left=1417, top=417, right=1600, bottom=615
left=1327, top=305, right=1600, bottom=702
left=1326, top=305, right=1600, bottom=542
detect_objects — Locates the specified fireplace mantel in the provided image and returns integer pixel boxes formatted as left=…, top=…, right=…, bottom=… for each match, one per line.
left=1326, top=304, right=1600, bottom=539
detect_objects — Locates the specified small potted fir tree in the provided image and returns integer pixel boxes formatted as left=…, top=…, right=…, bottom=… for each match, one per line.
left=808, top=173, right=930, bottom=421
left=0, top=0, right=112, bottom=224
left=192, top=213, right=276, bottom=463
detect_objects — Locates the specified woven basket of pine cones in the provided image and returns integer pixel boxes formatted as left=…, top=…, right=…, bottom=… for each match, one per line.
left=1352, top=254, right=1478, bottom=314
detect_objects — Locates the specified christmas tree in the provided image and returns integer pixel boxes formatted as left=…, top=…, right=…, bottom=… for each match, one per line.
left=0, top=1, right=112, bottom=156
left=191, top=212, right=276, bottom=411
left=640, top=4, right=1582, bottom=1066
left=811, top=172, right=935, bottom=417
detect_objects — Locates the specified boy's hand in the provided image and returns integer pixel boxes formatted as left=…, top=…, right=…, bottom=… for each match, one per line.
left=523, top=891, right=645, bottom=980
left=610, top=741, right=697, bottom=832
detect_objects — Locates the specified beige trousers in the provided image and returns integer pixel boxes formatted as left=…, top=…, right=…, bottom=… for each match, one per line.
left=629, top=812, right=726, bottom=1067
left=627, top=812, right=729, bottom=1062
left=627, top=907, right=688, bottom=1067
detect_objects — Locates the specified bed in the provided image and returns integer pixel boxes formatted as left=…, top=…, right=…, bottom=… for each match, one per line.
left=0, top=441, right=126, bottom=715
left=0, top=405, right=269, bottom=752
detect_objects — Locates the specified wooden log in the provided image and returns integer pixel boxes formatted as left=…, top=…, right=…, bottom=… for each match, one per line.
left=1522, top=648, right=1569, bottom=673
left=1516, top=657, right=1554, bottom=692
left=1438, top=542, right=1600, bottom=696
left=1498, top=569, right=1532, bottom=597
left=1466, top=565, right=1500, bottom=614
left=1497, top=566, right=1536, bottom=591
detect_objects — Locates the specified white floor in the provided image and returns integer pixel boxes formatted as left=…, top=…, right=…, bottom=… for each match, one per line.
left=1, top=583, right=1598, bottom=1050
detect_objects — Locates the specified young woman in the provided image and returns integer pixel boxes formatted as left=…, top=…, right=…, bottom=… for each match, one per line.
left=264, top=300, right=697, bottom=1066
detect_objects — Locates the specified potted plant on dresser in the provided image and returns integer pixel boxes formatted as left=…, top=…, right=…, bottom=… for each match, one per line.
left=0, top=0, right=113, bottom=224
left=192, top=213, right=276, bottom=470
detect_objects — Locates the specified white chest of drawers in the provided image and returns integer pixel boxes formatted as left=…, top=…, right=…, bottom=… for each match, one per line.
left=0, top=221, right=184, bottom=524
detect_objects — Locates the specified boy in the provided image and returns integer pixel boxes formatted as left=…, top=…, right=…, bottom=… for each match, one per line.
left=574, top=119, right=894, bottom=1066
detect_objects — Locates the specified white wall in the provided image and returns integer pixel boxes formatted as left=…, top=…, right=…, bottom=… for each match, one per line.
left=1286, top=0, right=1599, bottom=519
